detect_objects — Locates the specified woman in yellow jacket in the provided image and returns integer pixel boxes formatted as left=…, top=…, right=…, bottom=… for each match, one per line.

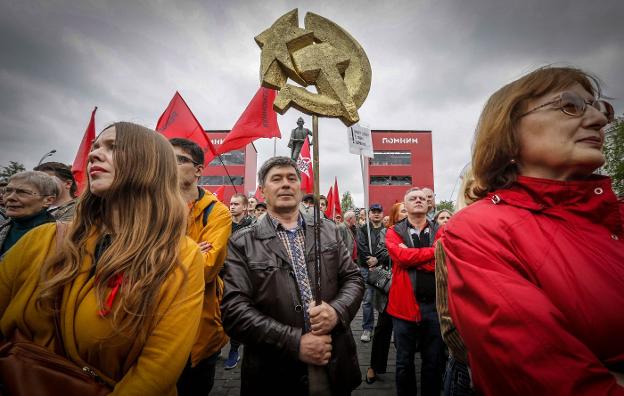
left=0, top=122, right=205, bottom=395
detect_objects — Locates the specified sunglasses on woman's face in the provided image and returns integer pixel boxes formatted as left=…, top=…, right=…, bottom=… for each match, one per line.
left=521, top=91, right=614, bottom=122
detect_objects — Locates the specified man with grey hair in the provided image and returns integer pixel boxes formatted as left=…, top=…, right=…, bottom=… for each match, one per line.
left=343, top=209, right=359, bottom=266
left=385, top=187, right=445, bottom=395
left=336, top=210, right=355, bottom=261
left=34, top=162, right=77, bottom=222
left=0, top=171, right=57, bottom=256
left=422, top=187, right=436, bottom=221
left=221, top=156, right=364, bottom=395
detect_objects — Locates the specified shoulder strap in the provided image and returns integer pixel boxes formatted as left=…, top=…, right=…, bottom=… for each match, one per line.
left=375, top=228, right=387, bottom=251
left=202, top=201, right=217, bottom=227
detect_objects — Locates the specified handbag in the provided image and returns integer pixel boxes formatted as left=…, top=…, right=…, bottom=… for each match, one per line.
left=0, top=330, right=112, bottom=396
left=0, top=222, right=113, bottom=396
left=367, top=266, right=392, bottom=294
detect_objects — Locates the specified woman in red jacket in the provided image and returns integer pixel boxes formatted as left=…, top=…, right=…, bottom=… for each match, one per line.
left=438, top=66, right=623, bottom=395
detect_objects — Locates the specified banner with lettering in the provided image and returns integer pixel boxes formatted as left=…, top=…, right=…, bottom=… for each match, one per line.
left=297, top=138, right=314, bottom=193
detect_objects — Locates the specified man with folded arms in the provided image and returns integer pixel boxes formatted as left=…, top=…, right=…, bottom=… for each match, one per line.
left=385, top=187, right=446, bottom=396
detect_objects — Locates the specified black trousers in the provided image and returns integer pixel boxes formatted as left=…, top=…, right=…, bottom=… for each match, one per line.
left=229, top=338, right=241, bottom=351
left=177, top=351, right=220, bottom=396
left=393, top=303, right=446, bottom=396
left=370, top=310, right=394, bottom=373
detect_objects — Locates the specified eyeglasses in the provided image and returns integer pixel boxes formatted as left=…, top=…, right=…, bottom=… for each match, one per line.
left=521, top=91, right=614, bottom=122
left=176, top=155, right=201, bottom=166
left=1, top=187, right=43, bottom=198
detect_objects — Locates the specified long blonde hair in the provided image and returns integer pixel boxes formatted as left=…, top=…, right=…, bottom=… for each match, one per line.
left=38, top=122, right=187, bottom=339
left=456, top=167, right=477, bottom=210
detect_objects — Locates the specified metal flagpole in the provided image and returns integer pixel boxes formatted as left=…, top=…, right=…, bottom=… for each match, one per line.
left=217, top=154, right=239, bottom=194
left=360, top=154, right=373, bottom=254
left=332, top=179, right=336, bottom=221
left=308, top=115, right=332, bottom=396
left=312, top=115, right=322, bottom=305
left=449, top=161, right=471, bottom=201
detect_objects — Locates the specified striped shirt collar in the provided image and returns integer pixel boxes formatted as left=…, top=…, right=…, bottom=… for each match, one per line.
left=269, top=213, right=306, bottom=233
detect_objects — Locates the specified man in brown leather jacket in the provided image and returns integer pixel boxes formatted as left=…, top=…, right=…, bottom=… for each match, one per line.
left=221, top=157, right=364, bottom=395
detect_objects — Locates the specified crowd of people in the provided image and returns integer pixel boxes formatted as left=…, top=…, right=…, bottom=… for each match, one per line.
left=0, top=65, right=622, bottom=396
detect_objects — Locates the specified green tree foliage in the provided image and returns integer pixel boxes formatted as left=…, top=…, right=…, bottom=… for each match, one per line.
left=0, top=161, right=26, bottom=181
left=604, top=117, right=624, bottom=196
left=341, top=191, right=354, bottom=211
left=436, top=200, right=455, bottom=213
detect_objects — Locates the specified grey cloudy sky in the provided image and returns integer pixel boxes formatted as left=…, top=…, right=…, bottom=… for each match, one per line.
left=1, top=0, right=622, bottom=206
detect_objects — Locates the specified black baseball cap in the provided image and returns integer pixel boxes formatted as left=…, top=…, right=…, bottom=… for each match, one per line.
left=302, top=193, right=314, bottom=202
left=255, top=202, right=267, bottom=209
left=370, top=203, right=383, bottom=211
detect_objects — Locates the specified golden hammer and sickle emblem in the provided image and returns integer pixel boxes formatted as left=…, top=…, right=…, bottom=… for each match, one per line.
left=255, top=9, right=372, bottom=127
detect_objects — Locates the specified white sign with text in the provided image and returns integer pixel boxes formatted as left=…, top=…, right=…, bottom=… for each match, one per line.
left=348, top=123, right=374, bottom=158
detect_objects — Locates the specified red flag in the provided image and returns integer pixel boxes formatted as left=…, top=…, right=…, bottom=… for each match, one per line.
left=216, top=87, right=281, bottom=155
left=325, top=186, right=334, bottom=218
left=254, top=186, right=263, bottom=202
left=333, top=177, right=342, bottom=216
left=156, top=92, right=217, bottom=165
left=72, top=106, right=97, bottom=196
left=297, top=138, right=314, bottom=193
left=213, top=186, right=225, bottom=202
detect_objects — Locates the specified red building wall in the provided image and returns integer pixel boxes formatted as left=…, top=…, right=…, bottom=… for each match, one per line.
left=200, top=130, right=257, bottom=204
left=368, top=130, right=434, bottom=213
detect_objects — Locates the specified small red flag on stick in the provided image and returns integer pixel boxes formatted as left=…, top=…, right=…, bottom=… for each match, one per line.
left=216, top=87, right=281, bottom=155
left=156, top=92, right=217, bottom=165
left=325, top=185, right=334, bottom=218
left=72, top=106, right=97, bottom=196
left=254, top=186, right=263, bottom=202
left=333, top=177, right=342, bottom=217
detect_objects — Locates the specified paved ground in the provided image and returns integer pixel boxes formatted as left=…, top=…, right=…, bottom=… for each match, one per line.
left=211, top=307, right=422, bottom=395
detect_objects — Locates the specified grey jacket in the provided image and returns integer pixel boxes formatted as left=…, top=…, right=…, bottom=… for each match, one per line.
left=336, top=222, right=355, bottom=261
left=221, top=213, right=364, bottom=394
left=48, top=199, right=77, bottom=222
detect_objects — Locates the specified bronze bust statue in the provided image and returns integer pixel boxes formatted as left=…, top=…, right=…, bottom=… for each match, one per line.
left=288, top=117, right=313, bottom=160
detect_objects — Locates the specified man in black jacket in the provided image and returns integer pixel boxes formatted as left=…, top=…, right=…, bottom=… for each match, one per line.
left=230, top=193, right=254, bottom=233
left=356, top=203, right=390, bottom=342
left=221, top=157, right=364, bottom=395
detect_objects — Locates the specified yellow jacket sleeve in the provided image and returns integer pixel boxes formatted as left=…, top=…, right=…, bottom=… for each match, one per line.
left=0, top=237, right=20, bottom=317
left=0, top=225, right=60, bottom=350
left=111, top=239, right=205, bottom=396
left=0, top=224, right=56, bottom=323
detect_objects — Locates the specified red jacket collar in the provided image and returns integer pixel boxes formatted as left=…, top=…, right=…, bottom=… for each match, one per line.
left=488, top=175, right=622, bottom=236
